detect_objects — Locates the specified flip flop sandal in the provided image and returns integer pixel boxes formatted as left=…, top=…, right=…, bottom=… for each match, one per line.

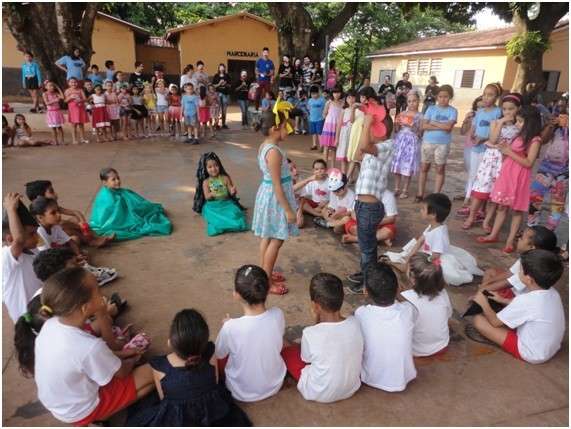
left=464, top=323, right=495, bottom=346
left=394, top=189, right=401, bottom=197
left=502, top=245, right=515, bottom=254
left=313, top=217, right=329, bottom=228
left=399, top=192, right=409, bottom=199
left=109, top=292, right=128, bottom=317
left=476, top=236, right=499, bottom=244
left=269, top=282, right=289, bottom=295
left=272, top=272, right=286, bottom=282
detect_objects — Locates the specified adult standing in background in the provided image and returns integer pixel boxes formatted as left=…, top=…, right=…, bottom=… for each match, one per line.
left=21, top=52, right=43, bottom=113
left=278, top=55, right=294, bottom=93
left=301, top=55, right=314, bottom=95
left=255, top=47, right=275, bottom=109
left=311, top=61, right=323, bottom=89
left=234, top=70, right=251, bottom=129
left=423, top=76, right=439, bottom=114
left=378, top=75, right=395, bottom=97
left=293, top=58, right=304, bottom=93
left=395, top=72, right=412, bottom=115
left=180, top=64, right=194, bottom=88
left=212, top=64, right=232, bottom=129
left=55, top=47, right=86, bottom=82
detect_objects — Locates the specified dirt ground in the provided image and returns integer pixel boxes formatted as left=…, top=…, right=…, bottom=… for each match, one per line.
left=2, top=105, right=569, bottom=426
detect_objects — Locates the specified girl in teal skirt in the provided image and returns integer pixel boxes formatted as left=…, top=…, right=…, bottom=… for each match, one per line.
left=193, top=152, right=248, bottom=236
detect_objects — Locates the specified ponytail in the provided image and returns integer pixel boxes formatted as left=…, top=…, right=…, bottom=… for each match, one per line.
left=14, top=295, right=50, bottom=376
left=409, top=253, right=446, bottom=299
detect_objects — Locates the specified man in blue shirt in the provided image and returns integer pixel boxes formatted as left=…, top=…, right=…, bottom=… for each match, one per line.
left=55, top=47, right=86, bottom=81
left=255, top=47, right=274, bottom=110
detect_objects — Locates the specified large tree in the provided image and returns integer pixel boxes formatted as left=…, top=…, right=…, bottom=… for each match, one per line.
left=4, top=2, right=99, bottom=88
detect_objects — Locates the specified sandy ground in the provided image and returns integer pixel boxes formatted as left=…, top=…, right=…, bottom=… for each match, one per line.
left=2, top=105, right=568, bottom=426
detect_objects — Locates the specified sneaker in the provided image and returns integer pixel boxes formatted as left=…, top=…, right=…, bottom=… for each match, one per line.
left=302, top=130, right=308, bottom=135
left=191, top=138, right=200, bottom=145
left=184, top=137, right=193, bottom=144
left=294, top=129, right=301, bottom=135
left=345, top=282, right=365, bottom=295
left=347, top=272, right=363, bottom=285
left=96, top=269, right=118, bottom=286
left=313, top=217, right=329, bottom=228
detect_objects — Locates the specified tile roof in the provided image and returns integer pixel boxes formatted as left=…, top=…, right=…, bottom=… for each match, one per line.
left=165, top=11, right=275, bottom=38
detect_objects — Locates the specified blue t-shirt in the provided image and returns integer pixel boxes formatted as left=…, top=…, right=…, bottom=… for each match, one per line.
left=182, top=94, right=199, bottom=117
left=308, top=96, right=326, bottom=122
left=472, top=106, right=502, bottom=153
left=105, top=69, right=115, bottom=82
left=56, top=56, right=86, bottom=80
left=87, top=73, right=103, bottom=86
left=256, top=58, right=274, bottom=82
left=423, top=105, right=458, bottom=145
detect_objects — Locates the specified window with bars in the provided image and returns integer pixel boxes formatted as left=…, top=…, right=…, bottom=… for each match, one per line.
left=407, top=59, right=418, bottom=75
left=418, top=59, right=430, bottom=75
left=430, top=58, right=442, bottom=75
left=453, top=70, right=485, bottom=89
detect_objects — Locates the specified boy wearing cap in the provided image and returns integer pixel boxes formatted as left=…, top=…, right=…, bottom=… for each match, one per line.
left=314, top=169, right=355, bottom=232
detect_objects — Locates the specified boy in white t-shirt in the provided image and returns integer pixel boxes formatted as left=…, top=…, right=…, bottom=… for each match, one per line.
left=281, top=273, right=363, bottom=403
left=2, top=193, right=42, bottom=322
left=215, top=265, right=286, bottom=402
left=355, top=262, right=416, bottom=392
left=313, top=169, right=355, bottom=232
left=293, top=159, right=329, bottom=226
left=471, top=249, right=565, bottom=364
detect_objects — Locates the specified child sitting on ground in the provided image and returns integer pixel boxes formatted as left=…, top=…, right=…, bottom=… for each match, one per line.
left=386, top=193, right=483, bottom=286
left=355, top=262, right=417, bottom=392
left=29, top=196, right=118, bottom=287
left=89, top=168, right=172, bottom=241
left=471, top=249, right=565, bottom=364
left=313, top=169, right=355, bottom=232
left=126, top=309, right=251, bottom=426
left=2, top=193, right=42, bottom=322
left=281, top=273, right=363, bottom=403
left=12, top=114, right=54, bottom=147
left=401, top=253, right=452, bottom=357
left=3, top=115, right=14, bottom=146
left=342, top=189, right=398, bottom=247
left=26, top=179, right=115, bottom=248
left=192, top=152, right=248, bottom=236
left=33, top=267, right=155, bottom=425
left=294, top=158, right=330, bottom=226
left=215, top=265, right=286, bottom=402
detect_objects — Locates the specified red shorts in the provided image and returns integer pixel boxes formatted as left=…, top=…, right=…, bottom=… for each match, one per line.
left=281, top=344, right=307, bottom=382
left=501, top=330, right=522, bottom=360
left=470, top=190, right=490, bottom=201
left=497, top=287, right=515, bottom=300
left=73, top=376, right=136, bottom=426
left=344, top=219, right=397, bottom=239
left=303, top=199, right=319, bottom=209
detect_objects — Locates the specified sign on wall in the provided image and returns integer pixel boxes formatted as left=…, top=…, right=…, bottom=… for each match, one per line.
left=227, top=50, right=259, bottom=58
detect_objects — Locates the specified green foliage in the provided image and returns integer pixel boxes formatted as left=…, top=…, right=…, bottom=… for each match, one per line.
left=506, top=31, right=551, bottom=58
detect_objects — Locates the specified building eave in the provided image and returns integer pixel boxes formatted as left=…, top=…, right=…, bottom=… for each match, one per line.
left=367, top=45, right=505, bottom=59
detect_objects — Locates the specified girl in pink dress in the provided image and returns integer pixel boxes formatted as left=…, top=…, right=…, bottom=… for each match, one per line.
left=477, top=106, right=543, bottom=253
left=42, top=80, right=65, bottom=145
left=319, top=86, right=344, bottom=168
left=105, top=80, right=120, bottom=140
left=64, top=77, right=88, bottom=144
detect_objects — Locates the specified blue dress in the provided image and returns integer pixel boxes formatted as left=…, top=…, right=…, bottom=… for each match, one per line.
left=252, top=143, right=299, bottom=240
left=126, top=343, right=251, bottom=427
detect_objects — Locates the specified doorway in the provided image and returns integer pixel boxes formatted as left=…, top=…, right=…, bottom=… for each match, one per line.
left=228, top=59, right=256, bottom=99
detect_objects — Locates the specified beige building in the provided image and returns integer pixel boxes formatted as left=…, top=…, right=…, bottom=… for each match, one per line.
left=368, top=21, right=569, bottom=118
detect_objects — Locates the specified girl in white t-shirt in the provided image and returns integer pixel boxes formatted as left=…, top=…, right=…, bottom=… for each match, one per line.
left=402, top=253, right=452, bottom=357
left=33, top=267, right=154, bottom=425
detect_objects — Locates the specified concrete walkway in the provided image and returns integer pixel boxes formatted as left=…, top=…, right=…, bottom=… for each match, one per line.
left=2, top=108, right=568, bottom=426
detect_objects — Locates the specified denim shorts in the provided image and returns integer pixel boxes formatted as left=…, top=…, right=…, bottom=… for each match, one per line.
left=156, top=105, right=168, bottom=113
left=309, top=120, right=324, bottom=135
left=184, top=115, right=197, bottom=127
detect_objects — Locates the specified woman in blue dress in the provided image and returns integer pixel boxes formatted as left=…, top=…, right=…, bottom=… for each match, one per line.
left=251, top=103, right=298, bottom=295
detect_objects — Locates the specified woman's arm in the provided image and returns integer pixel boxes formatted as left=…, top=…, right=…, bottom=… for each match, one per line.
left=267, top=148, right=295, bottom=220
left=54, top=57, right=68, bottom=73
left=500, top=138, right=541, bottom=168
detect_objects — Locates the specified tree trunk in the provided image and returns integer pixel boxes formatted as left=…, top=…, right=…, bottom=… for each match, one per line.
left=4, top=3, right=99, bottom=89
left=267, top=2, right=361, bottom=62
left=510, top=3, right=568, bottom=94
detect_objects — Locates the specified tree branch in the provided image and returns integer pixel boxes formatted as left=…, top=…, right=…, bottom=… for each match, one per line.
left=317, top=2, right=361, bottom=43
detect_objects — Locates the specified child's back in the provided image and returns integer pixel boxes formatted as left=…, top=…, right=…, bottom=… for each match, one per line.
left=215, top=306, right=286, bottom=401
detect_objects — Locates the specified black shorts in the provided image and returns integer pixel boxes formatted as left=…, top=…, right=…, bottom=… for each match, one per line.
left=25, top=76, right=39, bottom=90
left=131, top=105, right=148, bottom=119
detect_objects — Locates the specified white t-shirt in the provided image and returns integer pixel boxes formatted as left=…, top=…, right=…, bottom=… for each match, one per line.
left=381, top=190, right=398, bottom=217
left=422, top=224, right=450, bottom=255
left=302, top=179, right=330, bottom=204
left=355, top=303, right=416, bottom=392
left=35, top=317, right=121, bottom=423
left=401, top=289, right=452, bottom=356
left=2, top=246, right=42, bottom=322
left=297, top=316, right=363, bottom=403
left=37, top=224, right=71, bottom=251
left=328, top=188, right=355, bottom=212
left=497, top=288, right=565, bottom=364
left=215, top=307, right=286, bottom=402
left=507, top=259, right=527, bottom=295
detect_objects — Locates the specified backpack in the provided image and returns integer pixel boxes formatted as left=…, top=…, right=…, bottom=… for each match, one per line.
left=544, top=128, right=569, bottom=165
left=248, top=83, right=259, bottom=102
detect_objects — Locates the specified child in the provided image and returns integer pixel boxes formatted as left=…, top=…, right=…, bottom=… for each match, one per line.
left=458, top=96, right=484, bottom=210
left=355, top=262, right=416, bottom=392
left=25, top=179, right=114, bottom=248
left=130, top=85, right=148, bottom=138
left=193, top=152, right=248, bottom=236
left=34, top=267, right=155, bottom=425
left=155, top=79, right=169, bottom=135
left=89, top=84, right=111, bottom=143
left=198, top=85, right=213, bottom=139
left=104, top=60, right=115, bottom=82
left=251, top=104, right=298, bottom=295
left=64, top=77, right=89, bottom=144
left=294, top=158, right=330, bottom=223
left=320, top=86, right=344, bottom=167
left=113, top=71, right=127, bottom=92
left=335, top=90, right=357, bottom=174
left=478, top=106, right=543, bottom=253
left=391, top=90, right=423, bottom=199
left=417, top=84, right=458, bottom=201
left=471, top=249, right=565, bottom=363
left=281, top=273, right=363, bottom=403
left=12, top=114, right=54, bottom=147
left=181, top=82, right=199, bottom=144
left=42, top=80, right=65, bottom=145
left=167, top=84, right=182, bottom=138
left=314, top=169, right=355, bottom=232
left=89, top=168, right=172, bottom=240
left=458, top=83, right=502, bottom=214
left=29, top=197, right=118, bottom=287
left=260, top=90, right=276, bottom=112
left=308, top=85, right=326, bottom=150
left=215, top=265, right=286, bottom=401
left=118, top=85, right=132, bottom=140
left=2, top=193, right=42, bottom=322
left=143, top=83, right=157, bottom=136
left=294, top=89, right=309, bottom=135
left=346, top=93, right=367, bottom=182
left=126, top=309, right=251, bottom=426
left=401, top=253, right=452, bottom=357
left=104, top=80, right=120, bottom=140
left=462, top=93, right=522, bottom=231
left=386, top=193, right=483, bottom=286
left=3, top=115, right=14, bottom=146
left=87, top=64, right=103, bottom=86
left=207, top=84, right=221, bottom=133
left=479, top=225, right=558, bottom=298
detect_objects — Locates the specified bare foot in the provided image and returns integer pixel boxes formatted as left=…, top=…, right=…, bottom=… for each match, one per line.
left=384, top=239, right=393, bottom=248
left=296, top=210, right=305, bottom=228
left=90, top=234, right=115, bottom=248
left=341, top=234, right=357, bottom=244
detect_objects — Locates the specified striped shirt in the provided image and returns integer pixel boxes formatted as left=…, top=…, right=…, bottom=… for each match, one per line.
left=355, top=140, right=394, bottom=200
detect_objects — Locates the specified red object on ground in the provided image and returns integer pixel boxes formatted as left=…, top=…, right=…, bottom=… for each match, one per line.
left=3, top=103, right=14, bottom=113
